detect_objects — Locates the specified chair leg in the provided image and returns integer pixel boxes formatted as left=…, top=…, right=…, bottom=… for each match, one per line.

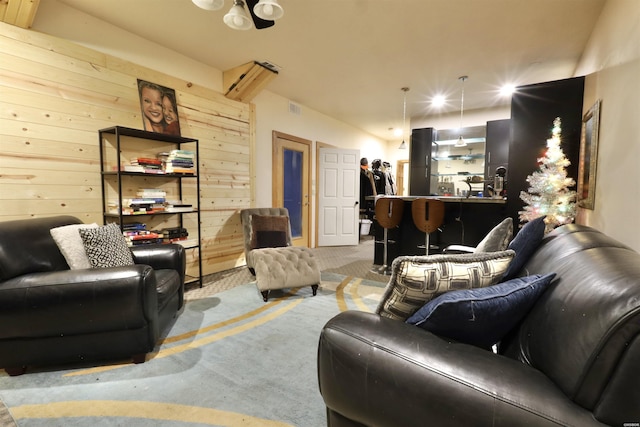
left=261, top=290, right=269, bottom=302
left=425, top=232, right=430, bottom=256
left=4, top=366, right=26, bottom=376
left=132, top=354, right=147, bottom=364
left=311, top=284, right=318, bottom=296
left=378, top=228, right=391, bottom=275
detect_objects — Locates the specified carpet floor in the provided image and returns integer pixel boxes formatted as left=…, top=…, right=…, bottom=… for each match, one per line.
left=0, top=238, right=389, bottom=427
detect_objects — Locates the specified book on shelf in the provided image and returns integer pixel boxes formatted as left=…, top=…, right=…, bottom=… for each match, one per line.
left=165, top=206, right=194, bottom=213
left=122, top=165, right=145, bottom=173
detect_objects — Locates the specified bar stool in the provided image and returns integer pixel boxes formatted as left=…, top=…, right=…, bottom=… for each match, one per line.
left=374, top=197, right=404, bottom=275
left=411, top=198, right=445, bottom=255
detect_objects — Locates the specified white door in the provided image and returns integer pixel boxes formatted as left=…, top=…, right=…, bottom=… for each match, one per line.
left=318, top=147, right=360, bottom=246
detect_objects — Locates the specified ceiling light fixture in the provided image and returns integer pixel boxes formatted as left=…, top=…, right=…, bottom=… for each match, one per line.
left=455, top=76, right=468, bottom=148
left=398, top=87, right=410, bottom=149
left=224, top=0, right=253, bottom=30
left=253, top=0, right=284, bottom=20
left=193, top=0, right=283, bottom=30
left=192, top=0, right=224, bottom=11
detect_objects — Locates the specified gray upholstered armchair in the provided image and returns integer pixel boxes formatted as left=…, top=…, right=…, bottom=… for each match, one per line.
left=240, top=208, right=321, bottom=302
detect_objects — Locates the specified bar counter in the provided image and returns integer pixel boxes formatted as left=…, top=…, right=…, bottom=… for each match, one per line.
left=369, top=195, right=508, bottom=265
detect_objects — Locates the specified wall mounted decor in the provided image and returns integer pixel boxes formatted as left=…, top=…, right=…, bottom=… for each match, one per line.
left=137, top=79, right=181, bottom=136
left=577, top=99, right=601, bottom=210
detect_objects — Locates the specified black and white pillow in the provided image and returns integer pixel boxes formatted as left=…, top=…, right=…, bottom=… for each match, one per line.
left=79, top=223, right=134, bottom=268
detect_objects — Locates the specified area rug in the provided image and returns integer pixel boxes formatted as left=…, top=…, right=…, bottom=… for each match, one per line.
left=0, top=273, right=386, bottom=427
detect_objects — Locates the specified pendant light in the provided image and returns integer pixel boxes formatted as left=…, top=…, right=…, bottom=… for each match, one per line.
left=192, top=0, right=224, bottom=11
left=254, top=0, right=284, bottom=20
left=398, top=87, right=410, bottom=149
left=455, top=76, right=468, bottom=148
left=224, top=0, right=253, bottom=30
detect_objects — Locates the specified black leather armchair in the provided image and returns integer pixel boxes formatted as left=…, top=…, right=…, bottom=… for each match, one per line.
left=318, top=225, right=640, bottom=426
left=0, top=216, right=186, bottom=375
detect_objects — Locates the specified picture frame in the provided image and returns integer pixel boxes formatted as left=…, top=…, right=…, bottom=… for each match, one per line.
left=137, top=79, right=181, bottom=136
left=577, top=99, right=601, bottom=210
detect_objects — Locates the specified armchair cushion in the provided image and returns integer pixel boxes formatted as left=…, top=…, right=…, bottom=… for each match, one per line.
left=250, top=214, right=289, bottom=250
left=49, top=223, right=98, bottom=269
left=474, top=217, right=513, bottom=253
left=376, top=250, right=515, bottom=321
left=79, top=223, right=134, bottom=268
left=406, top=273, right=556, bottom=349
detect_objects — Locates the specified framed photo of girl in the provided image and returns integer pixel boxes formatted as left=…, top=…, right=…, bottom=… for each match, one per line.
left=137, top=79, right=181, bottom=136
left=577, top=99, right=601, bottom=210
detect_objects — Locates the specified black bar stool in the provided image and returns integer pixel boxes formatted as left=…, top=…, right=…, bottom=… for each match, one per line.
left=374, top=197, right=404, bottom=275
left=411, top=198, right=445, bottom=255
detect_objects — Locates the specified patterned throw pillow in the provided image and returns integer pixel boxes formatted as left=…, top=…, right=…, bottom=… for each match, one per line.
left=79, top=223, right=134, bottom=268
left=474, top=217, right=513, bottom=253
left=376, top=250, right=515, bottom=321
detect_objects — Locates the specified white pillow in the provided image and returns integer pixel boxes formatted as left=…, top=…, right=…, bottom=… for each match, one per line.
left=50, top=223, right=98, bottom=269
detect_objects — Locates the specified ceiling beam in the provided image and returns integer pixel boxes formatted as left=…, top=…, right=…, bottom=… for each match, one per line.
left=223, top=61, right=278, bottom=103
left=0, top=0, right=40, bottom=29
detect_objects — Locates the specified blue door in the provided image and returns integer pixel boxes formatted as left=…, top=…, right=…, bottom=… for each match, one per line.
left=284, top=148, right=303, bottom=238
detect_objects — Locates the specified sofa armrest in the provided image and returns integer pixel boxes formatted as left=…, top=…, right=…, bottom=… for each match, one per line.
left=131, top=243, right=186, bottom=284
left=0, top=265, right=159, bottom=341
left=318, top=311, right=606, bottom=427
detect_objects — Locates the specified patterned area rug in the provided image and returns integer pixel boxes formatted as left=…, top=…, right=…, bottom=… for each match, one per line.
left=0, top=273, right=386, bottom=426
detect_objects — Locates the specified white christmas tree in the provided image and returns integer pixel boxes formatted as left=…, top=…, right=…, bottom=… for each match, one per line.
left=519, top=117, right=577, bottom=233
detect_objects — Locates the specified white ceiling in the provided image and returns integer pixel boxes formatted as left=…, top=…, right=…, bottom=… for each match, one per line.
left=53, top=0, right=606, bottom=141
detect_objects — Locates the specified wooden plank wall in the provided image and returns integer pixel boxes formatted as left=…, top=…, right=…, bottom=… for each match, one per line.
left=0, top=22, right=253, bottom=275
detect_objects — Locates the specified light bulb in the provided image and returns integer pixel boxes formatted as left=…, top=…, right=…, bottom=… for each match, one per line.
left=262, top=4, right=273, bottom=16
left=234, top=15, right=243, bottom=26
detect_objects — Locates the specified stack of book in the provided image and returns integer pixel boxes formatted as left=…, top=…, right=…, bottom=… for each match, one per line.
left=160, top=226, right=197, bottom=248
left=109, top=188, right=167, bottom=215
left=122, top=223, right=162, bottom=246
left=164, top=150, right=195, bottom=174
left=123, top=157, right=165, bottom=174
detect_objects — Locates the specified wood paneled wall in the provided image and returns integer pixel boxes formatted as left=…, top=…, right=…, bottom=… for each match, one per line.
left=0, top=22, right=253, bottom=275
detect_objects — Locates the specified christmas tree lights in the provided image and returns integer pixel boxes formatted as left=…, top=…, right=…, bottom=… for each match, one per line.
left=519, top=117, right=577, bottom=233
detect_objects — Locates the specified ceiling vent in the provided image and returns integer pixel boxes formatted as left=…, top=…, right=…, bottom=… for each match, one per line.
left=289, top=101, right=301, bottom=116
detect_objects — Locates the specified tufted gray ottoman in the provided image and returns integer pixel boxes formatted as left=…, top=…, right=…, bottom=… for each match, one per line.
left=252, top=246, right=321, bottom=302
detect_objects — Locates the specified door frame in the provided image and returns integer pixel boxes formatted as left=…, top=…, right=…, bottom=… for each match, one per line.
left=272, top=131, right=312, bottom=248
left=396, top=159, right=410, bottom=196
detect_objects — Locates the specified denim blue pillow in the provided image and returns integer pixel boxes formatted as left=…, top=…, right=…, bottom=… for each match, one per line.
left=406, top=273, right=556, bottom=349
left=502, top=215, right=547, bottom=280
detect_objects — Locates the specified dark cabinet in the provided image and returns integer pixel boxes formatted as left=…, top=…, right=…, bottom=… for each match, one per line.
left=409, top=128, right=435, bottom=196
left=484, top=119, right=511, bottom=194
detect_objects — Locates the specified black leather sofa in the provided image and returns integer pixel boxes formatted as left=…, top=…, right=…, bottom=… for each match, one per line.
left=0, top=216, right=186, bottom=375
left=318, top=224, right=640, bottom=426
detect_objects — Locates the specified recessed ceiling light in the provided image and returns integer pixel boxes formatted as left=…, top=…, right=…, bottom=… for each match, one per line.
left=500, top=84, right=516, bottom=97
left=431, top=95, right=446, bottom=107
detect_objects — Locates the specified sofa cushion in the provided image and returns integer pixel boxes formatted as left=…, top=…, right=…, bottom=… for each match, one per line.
left=376, top=250, right=515, bottom=321
left=79, top=223, right=134, bottom=268
left=474, top=217, right=513, bottom=253
left=50, top=223, right=99, bottom=269
left=250, top=215, right=289, bottom=250
left=406, top=273, right=556, bottom=349
left=502, top=215, right=547, bottom=280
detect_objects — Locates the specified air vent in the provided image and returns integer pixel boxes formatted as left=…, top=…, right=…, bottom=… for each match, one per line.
left=259, top=60, right=281, bottom=73
left=289, top=101, right=302, bottom=116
